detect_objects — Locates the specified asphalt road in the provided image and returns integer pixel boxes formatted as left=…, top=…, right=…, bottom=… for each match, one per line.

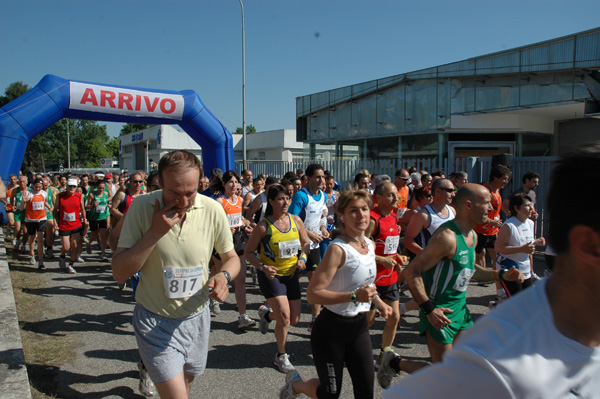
left=7, top=241, right=549, bottom=399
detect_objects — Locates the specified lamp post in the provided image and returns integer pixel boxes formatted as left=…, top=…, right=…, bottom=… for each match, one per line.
left=239, top=0, right=247, bottom=170
left=67, top=119, right=71, bottom=170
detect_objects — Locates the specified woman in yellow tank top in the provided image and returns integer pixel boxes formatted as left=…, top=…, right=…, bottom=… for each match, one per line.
left=244, top=184, right=311, bottom=373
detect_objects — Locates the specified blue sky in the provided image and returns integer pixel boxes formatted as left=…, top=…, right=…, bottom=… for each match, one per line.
left=1, top=0, right=599, bottom=138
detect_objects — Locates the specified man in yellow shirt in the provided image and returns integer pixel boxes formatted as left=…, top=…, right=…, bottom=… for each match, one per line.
left=112, top=150, right=240, bottom=399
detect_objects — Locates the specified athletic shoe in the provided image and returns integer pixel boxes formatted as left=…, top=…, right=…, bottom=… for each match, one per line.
left=531, top=272, right=541, bottom=283
left=66, top=265, right=77, bottom=274
left=137, top=360, right=156, bottom=398
left=100, top=253, right=109, bottom=262
left=374, top=349, right=385, bottom=371
left=11, top=238, right=17, bottom=247
left=118, top=282, right=126, bottom=290
left=258, top=305, right=272, bottom=334
left=45, top=247, right=54, bottom=259
left=251, top=267, right=258, bottom=285
left=238, top=314, right=256, bottom=329
left=496, top=290, right=508, bottom=301
left=76, top=256, right=85, bottom=263
left=86, top=243, right=92, bottom=254
left=29, top=255, right=35, bottom=265
left=59, top=257, right=67, bottom=269
left=377, top=347, right=400, bottom=389
left=488, top=300, right=498, bottom=309
left=38, top=261, right=45, bottom=270
left=20, top=244, right=27, bottom=253
left=210, top=298, right=221, bottom=315
left=279, top=370, right=301, bottom=399
left=274, top=353, right=294, bottom=373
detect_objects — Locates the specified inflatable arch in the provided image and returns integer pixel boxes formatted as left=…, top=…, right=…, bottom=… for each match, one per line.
left=0, top=74, right=235, bottom=183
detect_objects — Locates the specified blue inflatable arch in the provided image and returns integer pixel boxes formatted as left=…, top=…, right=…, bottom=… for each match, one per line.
left=0, top=74, right=234, bottom=181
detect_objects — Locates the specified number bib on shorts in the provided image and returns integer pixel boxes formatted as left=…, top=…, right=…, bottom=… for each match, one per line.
left=384, top=235, right=400, bottom=255
left=227, top=212, right=242, bottom=228
left=162, top=265, right=205, bottom=299
left=95, top=204, right=107, bottom=214
left=279, top=238, right=301, bottom=259
left=63, top=212, right=76, bottom=222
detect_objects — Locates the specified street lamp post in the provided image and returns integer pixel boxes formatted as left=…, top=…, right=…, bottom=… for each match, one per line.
left=239, top=0, right=247, bottom=170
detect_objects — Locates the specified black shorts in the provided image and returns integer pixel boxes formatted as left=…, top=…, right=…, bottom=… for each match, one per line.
left=213, top=230, right=245, bottom=259
left=59, top=226, right=83, bottom=237
left=476, top=232, right=496, bottom=254
left=376, top=281, right=400, bottom=302
left=89, top=219, right=108, bottom=232
left=257, top=269, right=301, bottom=300
left=24, top=220, right=47, bottom=233
left=306, top=248, right=321, bottom=272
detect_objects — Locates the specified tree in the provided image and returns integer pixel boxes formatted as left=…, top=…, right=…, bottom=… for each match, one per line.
left=234, top=124, right=256, bottom=135
left=107, top=138, right=119, bottom=159
left=0, top=81, right=29, bottom=107
left=120, top=123, right=154, bottom=136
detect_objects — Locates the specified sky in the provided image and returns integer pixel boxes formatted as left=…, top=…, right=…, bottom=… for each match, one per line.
left=1, top=0, right=599, bottom=138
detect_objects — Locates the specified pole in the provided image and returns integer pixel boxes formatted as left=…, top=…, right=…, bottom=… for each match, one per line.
left=67, top=120, right=71, bottom=170
left=239, top=0, right=247, bottom=170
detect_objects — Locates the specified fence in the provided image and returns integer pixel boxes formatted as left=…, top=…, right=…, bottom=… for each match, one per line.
left=235, top=156, right=557, bottom=238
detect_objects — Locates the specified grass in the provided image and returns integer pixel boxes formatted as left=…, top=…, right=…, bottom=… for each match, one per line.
left=6, top=233, right=78, bottom=399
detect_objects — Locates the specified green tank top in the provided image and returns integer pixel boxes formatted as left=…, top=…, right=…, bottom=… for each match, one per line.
left=421, top=220, right=475, bottom=309
left=88, top=191, right=109, bottom=221
left=45, top=188, right=55, bottom=219
left=13, top=188, right=25, bottom=215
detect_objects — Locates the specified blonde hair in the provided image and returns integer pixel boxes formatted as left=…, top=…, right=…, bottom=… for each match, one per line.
left=335, top=189, right=373, bottom=222
left=359, top=169, right=371, bottom=179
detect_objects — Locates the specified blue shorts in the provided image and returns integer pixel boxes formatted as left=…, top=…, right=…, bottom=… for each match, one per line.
left=133, top=304, right=210, bottom=383
left=257, top=269, right=302, bottom=300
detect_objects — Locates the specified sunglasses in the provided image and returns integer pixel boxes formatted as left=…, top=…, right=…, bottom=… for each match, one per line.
left=132, top=180, right=143, bottom=184
left=438, top=187, right=455, bottom=193
left=399, top=177, right=409, bottom=181
left=425, top=193, right=432, bottom=197
left=68, top=185, right=77, bottom=188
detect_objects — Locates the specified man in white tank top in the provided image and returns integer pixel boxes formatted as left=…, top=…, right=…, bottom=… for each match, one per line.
left=405, top=178, right=456, bottom=255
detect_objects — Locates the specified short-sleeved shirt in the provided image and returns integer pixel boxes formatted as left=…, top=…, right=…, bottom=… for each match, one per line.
left=474, top=183, right=502, bottom=236
left=118, top=190, right=234, bottom=319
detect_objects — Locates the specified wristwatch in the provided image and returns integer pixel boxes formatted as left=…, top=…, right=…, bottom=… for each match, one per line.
left=220, top=270, right=231, bottom=284
left=350, top=290, right=358, bottom=305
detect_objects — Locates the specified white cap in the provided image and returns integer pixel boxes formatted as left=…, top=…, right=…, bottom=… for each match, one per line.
left=67, top=179, right=78, bottom=186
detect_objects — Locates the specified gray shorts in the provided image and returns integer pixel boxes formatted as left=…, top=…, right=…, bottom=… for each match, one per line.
left=133, top=303, right=210, bottom=383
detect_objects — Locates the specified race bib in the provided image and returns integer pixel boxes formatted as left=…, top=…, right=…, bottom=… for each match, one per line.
left=227, top=212, right=242, bottom=228
left=397, top=208, right=407, bottom=219
left=63, top=212, right=76, bottom=222
left=384, top=235, right=399, bottom=255
left=452, top=268, right=474, bottom=292
left=162, top=265, right=205, bottom=299
left=95, top=205, right=107, bottom=214
left=6, top=198, right=10, bottom=205
left=32, top=201, right=44, bottom=211
left=279, top=239, right=301, bottom=259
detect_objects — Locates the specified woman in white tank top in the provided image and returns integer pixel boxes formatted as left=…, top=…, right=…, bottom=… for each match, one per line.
left=279, top=189, right=392, bottom=399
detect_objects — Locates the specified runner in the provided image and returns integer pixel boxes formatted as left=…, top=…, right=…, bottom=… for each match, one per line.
left=288, top=164, right=329, bottom=331
left=86, top=180, right=110, bottom=262
left=214, top=171, right=255, bottom=329
left=11, top=176, right=29, bottom=252
left=280, top=189, right=391, bottom=399
left=54, top=178, right=86, bottom=274
left=244, top=184, right=311, bottom=373
left=20, top=178, right=51, bottom=269
left=42, top=176, right=58, bottom=259
left=111, top=172, right=144, bottom=224
left=1, top=174, right=18, bottom=238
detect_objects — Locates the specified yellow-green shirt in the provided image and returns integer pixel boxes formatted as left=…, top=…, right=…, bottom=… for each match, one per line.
left=118, top=190, right=234, bottom=318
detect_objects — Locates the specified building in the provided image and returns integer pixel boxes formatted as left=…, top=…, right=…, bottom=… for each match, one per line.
left=119, top=125, right=304, bottom=171
left=296, top=27, right=600, bottom=165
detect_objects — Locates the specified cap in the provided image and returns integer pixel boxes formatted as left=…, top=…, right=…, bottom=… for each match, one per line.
left=67, top=179, right=78, bottom=186
left=105, top=173, right=113, bottom=178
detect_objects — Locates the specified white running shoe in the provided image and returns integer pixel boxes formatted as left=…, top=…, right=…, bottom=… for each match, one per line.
left=274, top=353, right=294, bottom=374
left=258, top=305, right=272, bottom=334
left=29, top=255, right=35, bottom=265
left=66, top=265, right=77, bottom=274
left=76, top=256, right=85, bottom=263
left=238, top=314, right=256, bottom=329
left=279, top=370, right=301, bottom=399
left=377, top=347, right=400, bottom=389
left=137, top=360, right=156, bottom=398
left=210, top=299, right=221, bottom=315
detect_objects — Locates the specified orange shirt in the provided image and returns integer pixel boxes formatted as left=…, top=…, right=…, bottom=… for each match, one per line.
left=396, top=186, right=409, bottom=210
left=221, top=195, right=243, bottom=229
left=25, top=190, right=48, bottom=221
left=5, top=187, right=14, bottom=211
left=474, top=183, right=502, bottom=236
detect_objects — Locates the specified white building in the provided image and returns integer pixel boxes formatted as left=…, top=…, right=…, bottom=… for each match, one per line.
left=119, top=125, right=304, bottom=171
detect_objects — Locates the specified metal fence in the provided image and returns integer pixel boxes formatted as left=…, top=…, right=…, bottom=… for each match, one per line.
left=235, top=156, right=557, bottom=237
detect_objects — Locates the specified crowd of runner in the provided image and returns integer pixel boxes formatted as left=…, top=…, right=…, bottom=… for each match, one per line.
left=2, top=148, right=595, bottom=399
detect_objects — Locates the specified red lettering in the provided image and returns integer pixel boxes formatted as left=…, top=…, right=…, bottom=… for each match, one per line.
left=80, top=88, right=98, bottom=106
left=135, top=95, right=142, bottom=111
left=100, top=91, right=116, bottom=108
left=144, top=96, right=160, bottom=112
left=160, top=99, right=176, bottom=114
left=118, top=93, right=134, bottom=111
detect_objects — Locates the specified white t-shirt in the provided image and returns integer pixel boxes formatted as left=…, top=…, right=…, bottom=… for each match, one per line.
left=496, top=216, right=535, bottom=278
left=384, top=279, right=600, bottom=399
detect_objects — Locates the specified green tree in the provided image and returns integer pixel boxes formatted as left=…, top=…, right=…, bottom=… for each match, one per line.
left=234, top=124, right=256, bottom=135
left=120, top=123, right=154, bottom=136
left=107, top=137, right=120, bottom=159
left=0, top=81, right=29, bottom=107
